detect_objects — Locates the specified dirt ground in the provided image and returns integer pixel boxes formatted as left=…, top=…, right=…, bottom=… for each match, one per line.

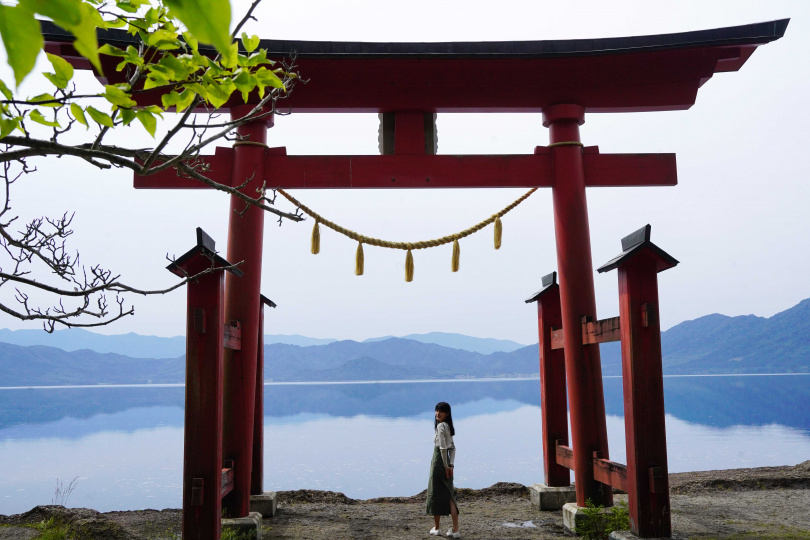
left=2, top=461, right=809, bottom=540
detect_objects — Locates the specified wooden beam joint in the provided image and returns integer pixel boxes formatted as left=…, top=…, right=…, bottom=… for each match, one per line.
left=191, top=477, right=204, bottom=506
left=555, top=441, right=575, bottom=469
left=649, top=466, right=664, bottom=493
left=221, top=460, right=235, bottom=498
left=223, top=321, right=242, bottom=350
left=549, top=315, right=622, bottom=350
left=641, top=303, right=657, bottom=328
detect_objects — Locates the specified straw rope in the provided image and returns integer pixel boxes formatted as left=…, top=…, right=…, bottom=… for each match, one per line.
left=277, top=187, right=537, bottom=251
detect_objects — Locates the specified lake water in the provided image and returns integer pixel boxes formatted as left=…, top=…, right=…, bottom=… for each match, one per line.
left=1, top=374, right=809, bottom=515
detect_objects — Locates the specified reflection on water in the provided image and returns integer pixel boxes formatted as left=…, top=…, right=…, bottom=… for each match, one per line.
left=0, top=375, right=808, bottom=514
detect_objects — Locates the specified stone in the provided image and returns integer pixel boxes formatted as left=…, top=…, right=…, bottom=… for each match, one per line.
left=221, top=511, right=262, bottom=540
left=562, top=502, right=613, bottom=535
left=250, top=492, right=278, bottom=518
left=529, top=483, right=577, bottom=510
left=609, top=531, right=689, bottom=540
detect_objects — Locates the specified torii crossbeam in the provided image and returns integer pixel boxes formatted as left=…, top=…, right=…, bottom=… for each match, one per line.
left=44, top=17, right=787, bottom=538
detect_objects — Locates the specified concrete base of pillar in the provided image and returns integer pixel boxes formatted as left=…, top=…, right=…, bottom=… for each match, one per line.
left=562, top=502, right=614, bottom=535
left=529, top=483, right=577, bottom=510
left=609, top=531, right=688, bottom=540
left=222, top=511, right=262, bottom=540
left=250, top=492, right=277, bottom=518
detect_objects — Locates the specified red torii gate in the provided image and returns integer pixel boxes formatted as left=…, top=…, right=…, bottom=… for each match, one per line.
left=44, top=18, right=787, bottom=539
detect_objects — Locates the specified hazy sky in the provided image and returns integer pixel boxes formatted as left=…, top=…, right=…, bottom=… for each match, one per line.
left=2, top=0, right=808, bottom=344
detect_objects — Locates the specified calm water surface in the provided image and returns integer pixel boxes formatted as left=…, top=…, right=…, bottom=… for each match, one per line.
left=1, top=375, right=808, bottom=514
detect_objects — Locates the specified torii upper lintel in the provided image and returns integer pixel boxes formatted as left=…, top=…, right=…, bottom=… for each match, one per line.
left=42, top=19, right=788, bottom=113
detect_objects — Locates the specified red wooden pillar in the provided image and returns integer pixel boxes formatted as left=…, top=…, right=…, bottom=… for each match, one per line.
left=169, top=228, right=243, bottom=540
left=222, top=106, right=272, bottom=517
left=525, top=272, right=570, bottom=487
left=598, top=225, right=677, bottom=538
left=543, top=104, right=611, bottom=507
left=251, top=294, right=276, bottom=496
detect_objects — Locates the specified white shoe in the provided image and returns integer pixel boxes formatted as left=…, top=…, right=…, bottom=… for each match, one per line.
left=429, top=527, right=441, bottom=536
left=446, top=529, right=460, bottom=538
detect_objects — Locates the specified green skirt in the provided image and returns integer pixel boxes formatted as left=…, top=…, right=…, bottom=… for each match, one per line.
left=425, top=446, right=459, bottom=516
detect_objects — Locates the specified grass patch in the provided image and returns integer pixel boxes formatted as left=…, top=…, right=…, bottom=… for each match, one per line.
left=221, top=527, right=256, bottom=540
left=575, top=499, right=630, bottom=540
left=12, top=517, right=73, bottom=540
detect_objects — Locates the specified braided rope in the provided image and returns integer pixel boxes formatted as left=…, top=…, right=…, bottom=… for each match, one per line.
left=547, top=141, right=584, bottom=147
left=277, top=187, right=538, bottom=250
left=233, top=140, right=271, bottom=147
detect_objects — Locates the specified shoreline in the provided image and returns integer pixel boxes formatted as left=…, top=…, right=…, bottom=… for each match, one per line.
left=2, top=371, right=810, bottom=390
left=2, top=463, right=809, bottom=539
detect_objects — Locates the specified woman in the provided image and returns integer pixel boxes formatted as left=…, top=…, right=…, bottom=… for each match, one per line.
left=426, top=401, right=460, bottom=538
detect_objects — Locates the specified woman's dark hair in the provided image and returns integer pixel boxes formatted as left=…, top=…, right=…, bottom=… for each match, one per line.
left=434, top=401, right=455, bottom=436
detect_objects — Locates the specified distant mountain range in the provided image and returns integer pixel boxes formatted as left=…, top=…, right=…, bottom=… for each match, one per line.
left=0, top=329, right=525, bottom=357
left=1, top=298, right=808, bottom=386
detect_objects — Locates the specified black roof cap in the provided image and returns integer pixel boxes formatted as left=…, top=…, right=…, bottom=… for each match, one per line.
left=597, top=225, right=678, bottom=274
left=525, top=271, right=558, bottom=303
left=167, top=227, right=244, bottom=278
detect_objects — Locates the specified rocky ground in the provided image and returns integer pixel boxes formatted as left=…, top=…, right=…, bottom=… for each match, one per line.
left=2, top=461, right=809, bottom=539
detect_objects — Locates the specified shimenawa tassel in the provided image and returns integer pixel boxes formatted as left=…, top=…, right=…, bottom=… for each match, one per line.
left=493, top=215, right=502, bottom=250
left=355, top=242, right=364, bottom=276
left=405, top=249, right=414, bottom=282
left=451, top=238, right=460, bottom=272
left=310, top=219, right=320, bottom=254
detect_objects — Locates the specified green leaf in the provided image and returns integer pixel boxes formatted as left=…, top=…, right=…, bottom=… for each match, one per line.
left=158, top=53, right=190, bottom=79
left=119, top=107, right=136, bottom=125
left=99, top=44, right=128, bottom=57
left=103, top=85, right=137, bottom=108
left=183, top=82, right=208, bottom=101
left=164, top=89, right=198, bottom=112
left=0, top=79, right=13, bottom=100
left=46, top=52, right=74, bottom=81
left=103, top=17, right=128, bottom=29
left=19, top=0, right=82, bottom=26
left=143, top=104, right=163, bottom=116
left=164, top=0, right=231, bottom=56
left=144, top=6, right=161, bottom=25
left=241, top=32, right=260, bottom=53
left=70, top=102, right=88, bottom=127
left=182, top=31, right=198, bottom=52
left=0, top=5, right=44, bottom=86
left=69, top=3, right=103, bottom=73
left=136, top=109, right=156, bottom=137
left=43, top=73, right=66, bottom=89
left=44, top=52, right=74, bottom=89
left=18, top=1, right=102, bottom=74
left=86, top=105, right=114, bottom=127
left=175, top=89, right=196, bottom=112
left=29, top=93, right=60, bottom=107
left=221, top=42, right=239, bottom=69
left=161, top=90, right=181, bottom=108
left=0, top=116, right=21, bottom=139
left=256, top=68, right=285, bottom=91
left=29, top=109, right=61, bottom=127
left=233, top=70, right=256, bottom=101
left=205, top=81, right=231, bottom=108
left=243, top=49, right=272, bottom=68
left=145, top=28, right=181, bottom=50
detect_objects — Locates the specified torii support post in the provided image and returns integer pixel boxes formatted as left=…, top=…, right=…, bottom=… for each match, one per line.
left=598, top=225, right=678, bottom=538
left=251, top=294, right=277, bottom=497
left=222, top=106, right=273, bottom=518
left=525, top=272, right=570, bottom=488
left=168, top=228, right=243, bottom=540
left=544, top=104, right=612, bottom=508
